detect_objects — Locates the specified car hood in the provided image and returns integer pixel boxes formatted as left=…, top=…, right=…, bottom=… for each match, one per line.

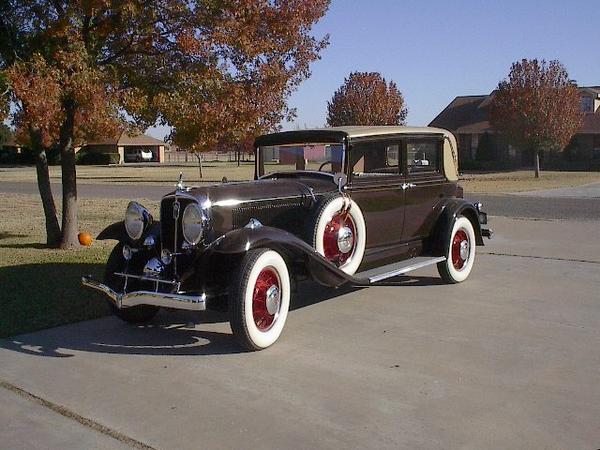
left=170, top=174, right=338, bottom=206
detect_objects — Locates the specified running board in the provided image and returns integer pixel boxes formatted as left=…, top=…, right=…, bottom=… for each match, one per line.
left=353, top=256, right=446, bottom=285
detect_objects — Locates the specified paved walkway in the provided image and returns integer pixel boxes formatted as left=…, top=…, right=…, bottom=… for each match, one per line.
left=0, top=181, right=170, bottom=201
left=513, top=181, right=600, bottom=199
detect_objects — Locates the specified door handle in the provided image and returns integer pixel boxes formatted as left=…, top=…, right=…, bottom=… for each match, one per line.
left=401, top=183, right=417, bottom=190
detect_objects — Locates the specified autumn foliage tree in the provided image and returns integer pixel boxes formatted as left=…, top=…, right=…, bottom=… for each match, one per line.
left=326, top=72, right=407, bottom=126
left=0, top=0, right=330, bottom=247
left=490, top=59, right=582, bottom=178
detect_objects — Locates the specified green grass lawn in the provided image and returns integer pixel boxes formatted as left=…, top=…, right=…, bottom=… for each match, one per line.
left=0, top=194, right=158, bottom=337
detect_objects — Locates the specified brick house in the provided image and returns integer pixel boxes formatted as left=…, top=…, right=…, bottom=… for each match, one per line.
left=429, top=86, right=600, bottom=170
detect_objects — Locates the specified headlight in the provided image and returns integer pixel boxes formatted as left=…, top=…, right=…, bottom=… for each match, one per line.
left=125, top=201, right=152, bottom=240
left=182, top=203, right=208, bottom=245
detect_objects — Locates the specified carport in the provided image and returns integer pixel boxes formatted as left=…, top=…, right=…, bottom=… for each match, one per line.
left=76, top=133, right=167, bottom=164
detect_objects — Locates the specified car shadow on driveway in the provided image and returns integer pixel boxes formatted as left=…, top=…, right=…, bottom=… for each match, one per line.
left=1, top=276, right=442, bottom=358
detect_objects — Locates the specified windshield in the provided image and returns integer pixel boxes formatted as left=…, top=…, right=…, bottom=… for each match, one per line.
left=257, top=143, right=344, bottom=177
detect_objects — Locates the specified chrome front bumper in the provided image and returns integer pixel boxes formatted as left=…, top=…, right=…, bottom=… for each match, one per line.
left=81, top=275, right=206, bottom=311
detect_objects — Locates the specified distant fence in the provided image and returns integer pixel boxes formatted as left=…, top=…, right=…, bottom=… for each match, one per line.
left=165, top=151, right=255, bottom=163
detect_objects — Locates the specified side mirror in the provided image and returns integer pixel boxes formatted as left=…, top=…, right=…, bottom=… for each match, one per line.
left=333, top=172, right=347, bottom=192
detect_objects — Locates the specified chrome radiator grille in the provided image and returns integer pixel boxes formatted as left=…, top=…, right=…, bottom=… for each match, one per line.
left=160, top=196, right=196, bottom=253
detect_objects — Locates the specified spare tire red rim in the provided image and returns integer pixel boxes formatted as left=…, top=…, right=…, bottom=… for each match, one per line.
left=323, top=212, right=356, bottom=266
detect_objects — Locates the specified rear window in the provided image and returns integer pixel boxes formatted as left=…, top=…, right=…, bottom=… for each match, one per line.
left=407, top=140, right=440, bottom=174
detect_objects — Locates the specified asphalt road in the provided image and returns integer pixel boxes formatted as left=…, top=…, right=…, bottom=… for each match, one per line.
left=1, top=216, right=599, bottom=449
left=2, top=181, right=600, bottom=220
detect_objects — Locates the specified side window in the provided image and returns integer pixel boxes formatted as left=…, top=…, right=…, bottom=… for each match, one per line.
left=407, top=140, right=440, bottom=174
left=351, top=141, right=401, bottom=178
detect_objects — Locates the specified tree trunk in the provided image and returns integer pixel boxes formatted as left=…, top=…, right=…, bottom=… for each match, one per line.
left=30, top=127, right=61, bottom=246
left=237, top=147, right=241, bottom=167
left=59, top=100, right=79, bottom=249
left=534, top=149, right=541, bottom=178
left=195, top=153, right=203, bottom=179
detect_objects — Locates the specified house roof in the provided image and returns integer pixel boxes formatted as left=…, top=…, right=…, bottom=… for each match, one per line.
left=2, top=136, right=21, bottom=147
left=431, top=87, right=600, bottom=135
left=580, top=86, right=600, bottom=97
left=429, top=95, right=492, bottom=133
left=85, top=132, right=165, bottom=147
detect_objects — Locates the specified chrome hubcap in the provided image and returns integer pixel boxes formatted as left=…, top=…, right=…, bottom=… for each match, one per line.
left=459, top=240, right=470, bottom=260
left=265, top=285, right=280, bottom=315
left=337, top=226, right=354, bottom=254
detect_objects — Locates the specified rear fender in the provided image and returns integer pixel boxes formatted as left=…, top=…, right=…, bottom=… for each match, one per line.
left=428, top=200, right=484, bottom=256
left=211, top=225, right=353, bottom=288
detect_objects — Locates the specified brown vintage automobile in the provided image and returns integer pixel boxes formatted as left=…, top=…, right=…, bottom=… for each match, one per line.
left=83, top=126, right=492, bottom=350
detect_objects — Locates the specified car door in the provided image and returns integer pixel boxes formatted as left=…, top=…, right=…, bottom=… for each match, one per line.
left=401, top=136, right=447, bottom=241
left=346, top=138, right=405, bottom=260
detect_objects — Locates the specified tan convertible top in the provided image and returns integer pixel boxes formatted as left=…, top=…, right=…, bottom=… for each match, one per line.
left=255, top=126, right=459, bottom=181
left=325, top=125, right=452, bottom=139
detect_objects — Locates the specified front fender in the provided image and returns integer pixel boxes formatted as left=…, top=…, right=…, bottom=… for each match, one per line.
left=97, top=220, right=160, bottom=244
left=211, top=226, right=354, bottom=288
left=97, top=221, right=127, bottom=241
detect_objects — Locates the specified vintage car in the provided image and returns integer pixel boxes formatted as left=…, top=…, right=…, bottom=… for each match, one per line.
left=83, top=126, right=492, bottom=350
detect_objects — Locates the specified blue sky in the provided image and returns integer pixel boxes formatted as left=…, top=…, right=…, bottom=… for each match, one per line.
left=153, top=0, right=599, bottom=138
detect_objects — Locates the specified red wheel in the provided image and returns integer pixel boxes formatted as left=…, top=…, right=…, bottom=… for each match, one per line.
left=437, top=216, right=476, bottom=284
left=451, top=229, right=470, bottom=270
left=322, top=212, right=357, bottom=266
left=311, top=196, right=366, bottom=275
left=252, top=267, right=281, bottom=332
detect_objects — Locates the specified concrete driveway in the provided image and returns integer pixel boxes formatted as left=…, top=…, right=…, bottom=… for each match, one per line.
left=1, top=216, right=599, bottom=449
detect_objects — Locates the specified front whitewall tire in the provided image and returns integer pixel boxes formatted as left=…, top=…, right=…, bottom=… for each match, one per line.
left=229, top=249, right=291, bottom=350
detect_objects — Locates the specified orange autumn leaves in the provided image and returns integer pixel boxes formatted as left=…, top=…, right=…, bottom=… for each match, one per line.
left=327, top=72, right=408, bottom=127
left=3, top=0, right=330, bottom=153
left=490, top=59, right=582, bottom=154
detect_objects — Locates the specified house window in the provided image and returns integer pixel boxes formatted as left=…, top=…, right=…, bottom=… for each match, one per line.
left=580, top=96, right=594, bottom=113
left=593, top=135, right=600, bottom=159
left=470, top=134, right=479, bottom=160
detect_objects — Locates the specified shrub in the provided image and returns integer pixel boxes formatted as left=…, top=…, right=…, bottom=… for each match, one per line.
left=0, top=149, right=18, bottom=164
left=76, top=151, right=119, bottom=165
left=16, top=147, right=36, bottom=164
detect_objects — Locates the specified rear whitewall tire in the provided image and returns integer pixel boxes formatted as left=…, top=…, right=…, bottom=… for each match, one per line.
left=229, top=249, right=291, bottom=350
left=311, top=196, right=366, bottom=275
left=437, top=216, right=476, bottom=284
